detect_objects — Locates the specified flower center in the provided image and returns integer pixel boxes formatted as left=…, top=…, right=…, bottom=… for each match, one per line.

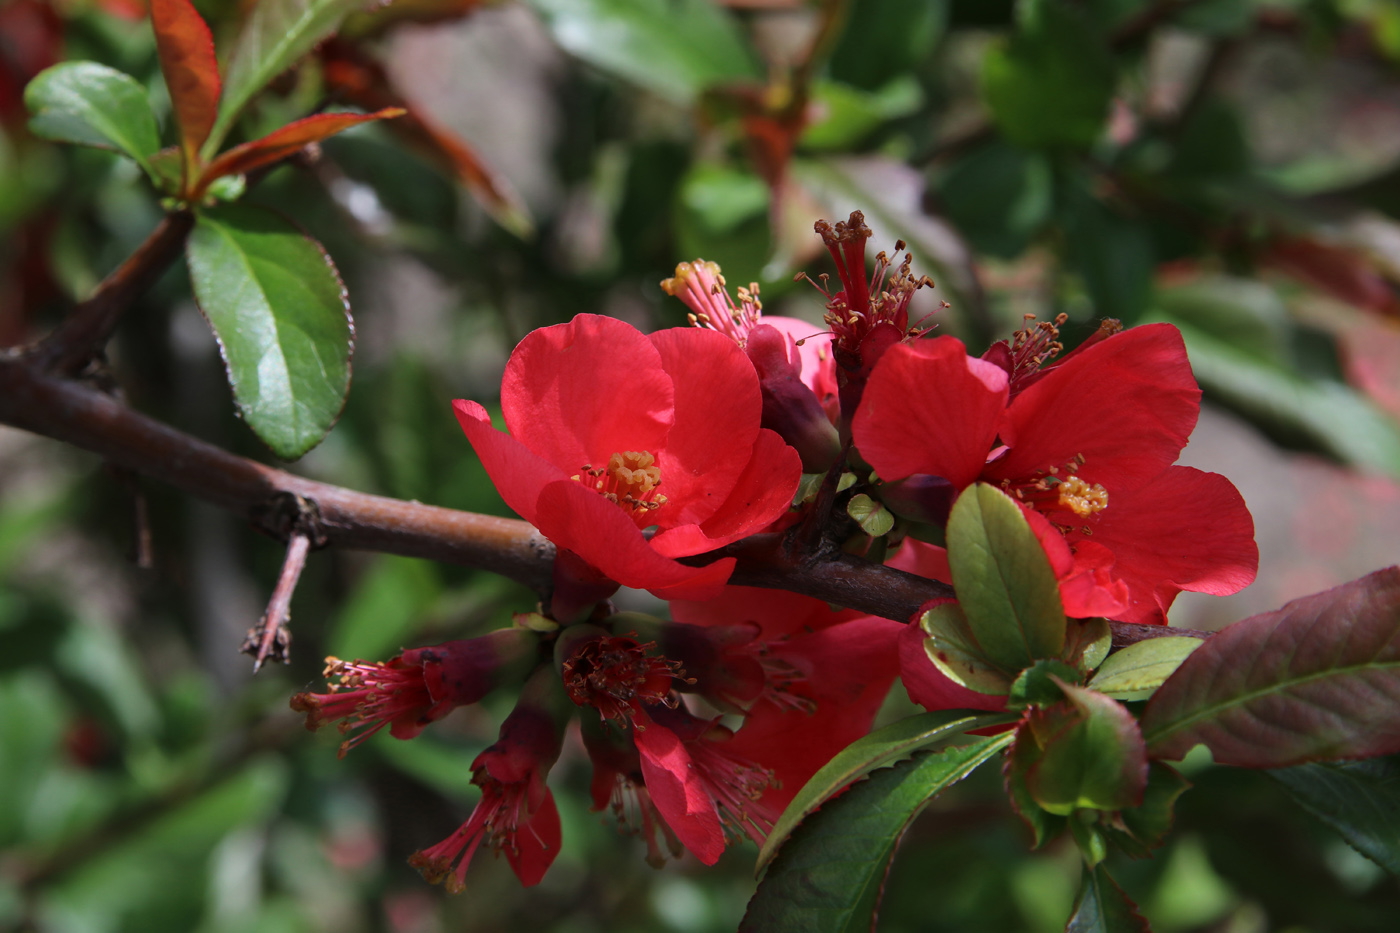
left=575, top=451, right=669, bottom=514
left=1002, top=455, right=1110, bottom=522
left=562, top=635, right=684, bottom=724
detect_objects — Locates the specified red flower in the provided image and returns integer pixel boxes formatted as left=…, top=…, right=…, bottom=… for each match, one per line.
left=559, top=630, right=683, bottom=725
left=289, top=629, right=537, bottom=757
left=454, top=314, right=801, bottom=601
left=632, top=704, right=778, bottom=865
left=409, top=667, right=569, bottom=889
left=580, top=712, right=682, bottom=867
left=854, top=324, right=1257, bottom=623
left=669, top=590, right=903, bottom=810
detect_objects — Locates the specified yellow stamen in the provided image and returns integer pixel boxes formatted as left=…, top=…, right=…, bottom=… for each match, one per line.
left=1058, top=476, right=1109, bottom=517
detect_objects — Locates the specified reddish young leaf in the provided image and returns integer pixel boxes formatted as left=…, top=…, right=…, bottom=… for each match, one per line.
left=320, top=40, right=533, bottom=236
left=149, top=0, right=220, bottom=171
left=1143, top=566, right=1400, bottom=767
left=196, top=108, right=406, bottom=195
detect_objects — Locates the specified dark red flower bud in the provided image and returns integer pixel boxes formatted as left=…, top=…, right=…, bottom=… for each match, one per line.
left=745, top=324, right=840, bottom=472
left=289, top=628, right=539, bottom=757
left=408, top=664, right=573, bottom=890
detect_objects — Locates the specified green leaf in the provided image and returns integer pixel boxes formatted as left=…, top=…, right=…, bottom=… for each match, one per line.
left=1089, top=637, right=1203, bottom=700
left=800, top=78, right=923, bottom=151
left=742, top=733, right=1014, bottom=933
left=206, top=0, right=368, bottom=155
left=936, top=140, right=1052, bottom=259
left=946, top=483, right=1067, bottom=671
left=1269, top=754, right=1400, bottom=874
left=528, top=0, right=760, bottom=106
left=186, top=204, right=353, bottom=460
left=1009, top=658, right=1079, bottom=707
left=846, top=493, right=894, bottom=538
left=1015, top=684, right=1147, bottom=815
left=1104, top=761, right=1192, bottom=859
left=980, top=0, right=1117, bottom=149
left=24, top=62, right=161, bottom=177
left=327, top=555, right=441, bottom=662
left=1061, top=181, right=1155, bottom=324
left=1064, top=616, right=1113, bottom=673
left=1143, top=567, right=1400, bottom=767
left=756, top=708, right=1014, bottom=872
left=919, top=601, right=1014, bottom=695
left=1065, top=864, right=1151, bottom=933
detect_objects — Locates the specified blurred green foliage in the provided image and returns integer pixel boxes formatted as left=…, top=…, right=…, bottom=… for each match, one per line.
left=4, top=0, right=1400, bottom=930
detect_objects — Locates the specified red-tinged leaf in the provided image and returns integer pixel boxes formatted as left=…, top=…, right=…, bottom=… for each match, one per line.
left=321, top=40, right=533, bottom=237
left=1264, top=235, right=1400, bottom=318
left=1142, top=566, right=1400, bottom=768
left=150, top=0, right=220, bottom=171
left=196, top=108, right=405, bottom=195
left=1017, top=683, right=1147, bottom=816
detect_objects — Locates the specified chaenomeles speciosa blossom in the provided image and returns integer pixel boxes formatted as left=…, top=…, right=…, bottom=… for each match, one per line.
left=453, top=313, right=801, bottom=615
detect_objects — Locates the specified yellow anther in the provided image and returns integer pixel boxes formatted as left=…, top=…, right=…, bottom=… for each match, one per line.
left=1058, top=476, right=1109, bottom=517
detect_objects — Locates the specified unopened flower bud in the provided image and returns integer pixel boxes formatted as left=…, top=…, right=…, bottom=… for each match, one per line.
left=744, top=324, right=840, bottom=472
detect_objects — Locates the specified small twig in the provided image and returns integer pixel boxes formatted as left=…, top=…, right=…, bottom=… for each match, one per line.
left=29, top=211, right=195, bottom=376
left=105, top=464, right=154, bottom=569
left=244, top=532, right=311, bottom=671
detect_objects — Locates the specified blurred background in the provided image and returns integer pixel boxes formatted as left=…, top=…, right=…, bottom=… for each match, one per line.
left=3, top=0, right=1400, bottom=930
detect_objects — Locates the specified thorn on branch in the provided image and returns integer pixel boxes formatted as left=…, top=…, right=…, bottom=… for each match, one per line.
left=244, top=492, right=326, bottom=673
left=245, top=532, right=311, bottom=673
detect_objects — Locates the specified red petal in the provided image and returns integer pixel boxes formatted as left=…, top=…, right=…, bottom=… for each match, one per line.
left=634, top=717, right=726, bottom=864
left=669, top=585, right=861, bottom=639
left=199, top=109, right=404, bottom=192
left=761, top=315, right=834, bottom=393
left=992, top=324, right=1200, bottom=494
left=452, top=399, right=567, bottom=524
left=150, top=0, right=219, bottom=163
left=650, top=429, right=800, bottom=557
left=886, top=537, right=952, bottom=583
left=853, top=337, right=1008, bottom=487
left=1077, top=466, right=1258, bottom=624
left=502, top=315, right=674, bottom=478
left=533, top=480, right=733, bottom=600
left=898, top=620, right=1008, bottom=713
left=504, top=790, right=561, bottom=886
left=649, top=327, right=762, bottom=526
left=726, top=616, right=903, bottom=810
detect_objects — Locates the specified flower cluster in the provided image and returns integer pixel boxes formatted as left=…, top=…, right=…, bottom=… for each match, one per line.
left=292, top=210, right=1257, bottom=891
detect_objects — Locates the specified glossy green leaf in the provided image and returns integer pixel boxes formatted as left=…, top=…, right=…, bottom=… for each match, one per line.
left=1103, top=761, right=1192, bottom=859
left=1269, top=754, right=1400, bottom=874
left=1008, top=659, right=1079, bottom=707
left=846, top=493, right=894, bottom=538
left=919, top=601, right=1014, bottom=695
left=946, top=483, right=1066, bottom=671
left=980, top=0, right=1117, bottom=149
left=528, top=0, right=760, bottom=106
left=742, top=733, right=1014, bottom=933
left=1016, top=684, right=1147, bottom=815
left=756, top=708, right=1014, bottom=872
left=25, top=62, right=161, bottom=176
left=1143, top=567, right=1400, bottom=767
left=1065, top=864, right=1151, bottom=933
left=206, top=0, right=367, bottom=155
left=186, top=204, right=353, bottom=460
left=1089, top=636, right=1203, bottom=700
